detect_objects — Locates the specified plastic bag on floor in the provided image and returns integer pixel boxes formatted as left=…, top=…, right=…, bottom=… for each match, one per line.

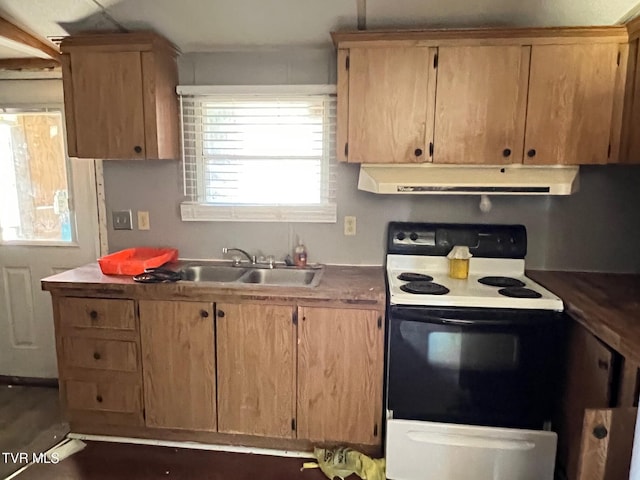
left=301, top=447, right=386, bottom=480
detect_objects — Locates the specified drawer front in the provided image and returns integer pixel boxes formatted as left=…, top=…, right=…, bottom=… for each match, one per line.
left=65, top=380, right=141, bottom=413
left=62, top=337, right=138, bottom=372
left=59, top=297, right=135, bottom=331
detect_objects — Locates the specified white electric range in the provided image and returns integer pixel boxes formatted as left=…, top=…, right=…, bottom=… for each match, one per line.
left=384, top=222, right=565, bottom=480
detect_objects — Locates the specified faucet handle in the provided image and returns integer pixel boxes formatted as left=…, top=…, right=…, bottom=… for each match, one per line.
left=266, top=255, right=276, bottom=268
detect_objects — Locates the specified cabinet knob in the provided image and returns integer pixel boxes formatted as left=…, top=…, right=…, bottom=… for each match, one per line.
left=217, top=310, right=225, bottom=318
left=527, top=149, right=537, bottom=158
left=134, top=145, right=142, bottom=154
left=597, top=359, right=609, bottom=370
left=200, top=310, right=209, bottom=318
left=96, top=395, right=103, bottom=403
left=93, top=352, right=101, bottom=360
left=414, top=148, right=423, bottom=157
left=593, top=425, right=608, bottom=439
left=89, top=310, right=98, bottom=320
left=503, top=148, right=512, bottom=157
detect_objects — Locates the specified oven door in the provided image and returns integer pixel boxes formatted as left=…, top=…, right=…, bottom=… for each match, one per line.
left=387, top=305, right=565, bottom=429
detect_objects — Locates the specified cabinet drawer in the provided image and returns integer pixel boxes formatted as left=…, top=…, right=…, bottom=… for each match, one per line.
left=59, top=297, right=135, bottom=331
left=65, top=380, right=141, bottom=413
left=62, top=337, right=138, bottom=372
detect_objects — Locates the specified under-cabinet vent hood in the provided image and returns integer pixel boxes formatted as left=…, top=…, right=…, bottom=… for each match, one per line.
left=358, top=164, right=580, bottom=195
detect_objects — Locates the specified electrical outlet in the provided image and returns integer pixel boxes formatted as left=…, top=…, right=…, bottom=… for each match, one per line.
left=112, top=210, right=132, bottom=230
left=137, top=211, right=150, bottom=230
left=344, top=216, right=357, bottom=236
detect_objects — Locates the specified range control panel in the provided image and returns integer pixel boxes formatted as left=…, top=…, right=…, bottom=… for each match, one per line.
left=387, top=222, right=527, bottom=259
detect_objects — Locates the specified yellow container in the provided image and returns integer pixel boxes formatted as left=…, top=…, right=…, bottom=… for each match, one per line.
left=449, top=258, right=469, bottom=279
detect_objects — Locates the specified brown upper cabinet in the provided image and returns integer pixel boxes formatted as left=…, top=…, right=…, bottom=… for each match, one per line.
left=333, top=27, right=631, bottom=165
left=342, top=47, right=437, bottom=163
left=60, top=32, right=180, bottom=160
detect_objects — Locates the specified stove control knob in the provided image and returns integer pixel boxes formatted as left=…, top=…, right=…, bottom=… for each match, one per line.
left=409, top=232, right=419, bottom=241
left=396, top=232, right=406, bottom=241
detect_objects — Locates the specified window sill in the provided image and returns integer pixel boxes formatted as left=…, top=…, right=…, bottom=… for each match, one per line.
left=180, top=202, right=337, bottom=223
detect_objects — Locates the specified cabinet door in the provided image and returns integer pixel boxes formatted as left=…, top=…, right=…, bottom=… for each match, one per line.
left=346, top=47, right=436, bottom=163
left=433, top=46, right=530, bottom=164
left=524, top=44, right=619, bottom=165
left=297, top=307, right=384, bottom=445
left=216, top=303, right=296, bottom=438
left=139, top=301, right=216, bottom=431
left=576, top=407, right=637, bottom=480
left=558, top=322, right=615, bottom=480
left=69, top=51, right=146, bottom=159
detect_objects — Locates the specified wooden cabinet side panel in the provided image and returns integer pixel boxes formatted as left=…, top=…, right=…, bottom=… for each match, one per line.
left=297, top=307, right=384, bottom=445
left=70, top=51, right=146, bottom=159
left=348, top=47, right=433, bottom=163
left=558, top=322, right=615, bottom=480
left=524, top=44, right=619, bottom=165
left=61, top=54, right=77, bottom=157
left=139, top=300, right=216, bottom=431
left=216, top=303, right=295, bottom=438
left=336, top=49, right=349, bottom=162
left=434, top=45, right=530, bottom=164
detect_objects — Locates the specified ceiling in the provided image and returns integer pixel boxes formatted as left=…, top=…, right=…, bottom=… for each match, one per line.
left=0, top=0, right=639, bottom=59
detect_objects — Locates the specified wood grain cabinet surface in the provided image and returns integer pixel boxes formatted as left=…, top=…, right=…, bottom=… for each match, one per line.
left=297, top=306, right=384, bottom=445
left=333, top=28, right=629, bottom=166
left=51, top=293, right=386, bottom=451
left=216, top=303, right=296, bottom=438
left=139, top=300, right=217, bottom=431
left=54, top=296, right=144, bottom=427
left=558, top=321, right=638, bottom=480
left=60, top=32, right=179, bottom=160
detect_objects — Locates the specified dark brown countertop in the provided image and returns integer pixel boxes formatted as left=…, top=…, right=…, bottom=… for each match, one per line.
left=41, top=262, right=386, bottom=307
left=527, top=270, right=640, bottom=363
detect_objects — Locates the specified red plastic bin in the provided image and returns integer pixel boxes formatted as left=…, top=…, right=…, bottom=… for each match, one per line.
left=98, top=247, right=179, bottom=275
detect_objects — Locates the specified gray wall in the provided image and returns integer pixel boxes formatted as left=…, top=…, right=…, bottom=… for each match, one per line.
left=104, top=48, right=640, bottom=273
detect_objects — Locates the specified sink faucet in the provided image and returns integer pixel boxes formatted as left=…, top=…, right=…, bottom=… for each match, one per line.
left=222, top=247, right=256, bottom=265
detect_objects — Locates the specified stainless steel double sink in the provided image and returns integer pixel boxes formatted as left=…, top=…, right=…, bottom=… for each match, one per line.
left=177, top=261, right=323, bottom=287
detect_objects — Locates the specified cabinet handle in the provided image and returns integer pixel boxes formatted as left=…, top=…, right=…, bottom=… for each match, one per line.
left=96, top=395, right=103, bottom=403
left=93, top=352, right=101, bottom=360
left=414, top=148, right=423, bottom=157
left=89, top=310, right=98, bottom=320
left=527, top=149, right=537, bottom=158
left=597, top=359, right=609, bottom=370
left=134, top=145, right=142, bottom=154
left=503, top=148, right=511, bottom=157
left=217, top=310, right=225, bottom=318
left=593, top=425, right=608, bottom=439
left=200, top=310, right=209, bottom=318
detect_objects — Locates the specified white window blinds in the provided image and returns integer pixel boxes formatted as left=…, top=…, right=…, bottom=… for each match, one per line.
left=178, top=86, right=337, bottom=222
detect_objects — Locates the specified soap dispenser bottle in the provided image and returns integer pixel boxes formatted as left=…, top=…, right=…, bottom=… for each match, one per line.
left=294, top=242, right=307, bottom=267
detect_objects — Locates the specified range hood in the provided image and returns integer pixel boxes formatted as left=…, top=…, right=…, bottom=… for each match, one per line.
left=358, top=164, right=580, bottom=195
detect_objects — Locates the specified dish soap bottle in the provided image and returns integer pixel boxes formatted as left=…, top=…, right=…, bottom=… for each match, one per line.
left=294, top=243, right=307, bottom=267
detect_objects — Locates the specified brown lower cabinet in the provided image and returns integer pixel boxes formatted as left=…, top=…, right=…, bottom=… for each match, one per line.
left=139, top=301, right=216, bottom=431
left=54, top=296, right=385, bottom=451
left=558, top=321, right=638, bottom=480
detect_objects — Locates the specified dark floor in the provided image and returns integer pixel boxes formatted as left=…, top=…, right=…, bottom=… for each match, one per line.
left=0, top=385, right=68, bottom=479
left=17, top=441, right=327, bottom=480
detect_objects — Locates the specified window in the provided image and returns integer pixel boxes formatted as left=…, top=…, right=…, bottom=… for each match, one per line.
left=0, top=109, right=74, bottom=243
left=178, top=85, right=337, bottom=222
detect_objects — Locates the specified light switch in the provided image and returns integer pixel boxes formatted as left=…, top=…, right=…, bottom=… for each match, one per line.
left=112, top=210, right=132, bottom=230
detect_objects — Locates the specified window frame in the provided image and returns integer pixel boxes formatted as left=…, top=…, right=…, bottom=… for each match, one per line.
left=0, top=105, right=79, bottom=247
left=177, top=85, right=337, bottom=223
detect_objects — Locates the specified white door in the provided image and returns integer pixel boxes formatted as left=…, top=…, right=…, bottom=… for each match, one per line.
left=0, top=108, right=100, bottom=378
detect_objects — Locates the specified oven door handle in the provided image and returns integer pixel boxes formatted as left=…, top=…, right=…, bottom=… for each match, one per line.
left=392, top=310, right=542, bottom=327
